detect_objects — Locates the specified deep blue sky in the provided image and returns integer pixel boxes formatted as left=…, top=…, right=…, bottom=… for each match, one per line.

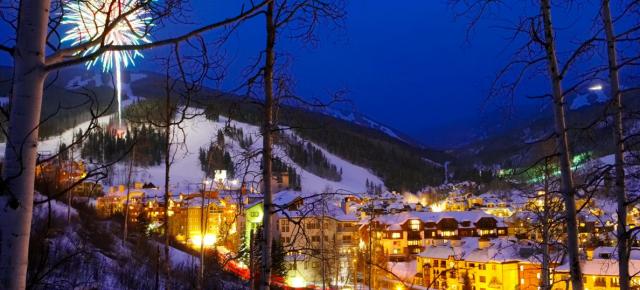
left=0, top=1, right=603, bottom=148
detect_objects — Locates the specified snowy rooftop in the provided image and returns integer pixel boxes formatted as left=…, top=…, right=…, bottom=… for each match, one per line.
left=419, top=237, right=527, bottom=263
left=374, top=210, right=506, bottom=227
left=556, top=258, right=640, bottom=276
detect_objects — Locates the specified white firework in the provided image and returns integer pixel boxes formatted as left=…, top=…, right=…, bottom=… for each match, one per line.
left=62, top=0, right=152, bottom=72
left=62, top=0, right=152, bottom=126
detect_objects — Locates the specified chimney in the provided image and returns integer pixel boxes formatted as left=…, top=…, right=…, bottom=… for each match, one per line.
left=342, top=199, right=351, bottom=215
left=586, top=247, right=594, bottom=261
left=478, top=237, right=491, bottom=250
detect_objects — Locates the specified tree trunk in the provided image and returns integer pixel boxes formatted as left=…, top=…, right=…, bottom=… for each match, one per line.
left=124, top=149, right=135, bottom=244
left=541, top=159, right=551, bottom=290
left=199, top=184, right=205, bottom=290
left=0, top=1, right=50, bottom=289
left=539, top=1, right=583, bottom=289
left=163, top=95, right=172, bottom=290
left=602, top=1, right=629, bottom=288
left=259, top=2, right=276, bottom=289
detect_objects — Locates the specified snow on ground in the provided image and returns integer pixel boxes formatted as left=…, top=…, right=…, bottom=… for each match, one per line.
left=2, top=105, right=384, bottom=194
left=120, top=108, right=385, bottom=193
left=0, top=114, right=113, bottom=158
left=387, top=260, right=417, bottom=281
left=33, top=193, right=79, bottom=218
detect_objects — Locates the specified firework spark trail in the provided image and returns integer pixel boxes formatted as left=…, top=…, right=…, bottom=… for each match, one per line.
left=62, top=0, right=152, bottom=125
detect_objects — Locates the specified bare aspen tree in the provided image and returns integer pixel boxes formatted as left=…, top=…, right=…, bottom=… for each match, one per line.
left=255, top=1, right=344, bottom=289
left=1, top=3, right=51, bottom=288
left=539, top=1, right=583, bottom=288
left=0, top=1, right=270, bottom=288
left=449, top=0, right=597, bottom=287
left=260, top=3, right=276, bottom=289
left=602, top=1, right=629, bottom=288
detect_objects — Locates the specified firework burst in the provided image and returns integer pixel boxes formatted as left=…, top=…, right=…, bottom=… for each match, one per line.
left=62, top=0, right=152, bottom=72
left=62, top=0, right=152, bottom=125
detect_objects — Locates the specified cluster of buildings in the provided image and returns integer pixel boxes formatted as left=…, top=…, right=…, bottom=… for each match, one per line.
left=93, top=177, right=640, bottom=290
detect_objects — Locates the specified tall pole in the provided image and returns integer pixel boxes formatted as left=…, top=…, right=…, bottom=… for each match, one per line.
left=115, top=59, right=123, bottom=127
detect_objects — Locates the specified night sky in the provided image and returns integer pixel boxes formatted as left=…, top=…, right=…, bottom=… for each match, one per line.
left=0, top=1, right=602, bottom=148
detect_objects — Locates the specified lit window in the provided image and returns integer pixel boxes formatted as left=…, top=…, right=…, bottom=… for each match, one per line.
left=391, top=232, right=401, bottom=239
left=440, top=230, right=457, bottom=237
left=410, top=220, right=421, bottom=231
left=280, top=220, right=290, bottom=232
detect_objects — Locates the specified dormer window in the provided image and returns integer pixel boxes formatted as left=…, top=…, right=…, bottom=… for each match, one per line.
left=599, top=253, right=611, bottom=259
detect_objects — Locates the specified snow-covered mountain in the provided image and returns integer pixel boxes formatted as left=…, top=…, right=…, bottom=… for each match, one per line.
left=0, top=66, right=448, bottom=192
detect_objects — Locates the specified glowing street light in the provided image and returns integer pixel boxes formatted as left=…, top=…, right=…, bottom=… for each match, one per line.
left=588, top=84, right=603, bottom=91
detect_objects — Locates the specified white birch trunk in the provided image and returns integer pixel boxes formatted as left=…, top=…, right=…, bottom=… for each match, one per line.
left=0, top=1, right=50, bottom=289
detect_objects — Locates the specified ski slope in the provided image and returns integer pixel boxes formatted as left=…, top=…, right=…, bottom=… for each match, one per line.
left=1, top=108, right=385, bottom=194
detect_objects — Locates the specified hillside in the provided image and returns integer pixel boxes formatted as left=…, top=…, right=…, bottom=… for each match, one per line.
left=0, top=66, right=450, bottom=191
left=452, top=87, right=640, bottom=169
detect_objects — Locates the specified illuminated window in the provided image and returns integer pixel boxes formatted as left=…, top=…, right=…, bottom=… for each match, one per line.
left=478, top=229, right=496, bottom=236
left=594, top=277, right=606, bottom=287
left=307, top=220, right=320, bottom=229
left=611, top=277, right=620, bottom=287
left=392, top=248, right=401, bottom=254
left=440, top=230, right=457, bottom=237
left=280, top=220, right=290, bottom=232
left=391, top=232, right=401, bottom=239
left=408, top=240, right=420, bottom=246
left=410, top=220, right=421, bottom=231
left=342, top=235, right=352, bottom=243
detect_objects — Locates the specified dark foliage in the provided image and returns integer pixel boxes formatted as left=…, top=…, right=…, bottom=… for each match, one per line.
left=199, top=130, right=235, bottom=178
left=202, top=95, right=445, bottom=192
left=280, top=133, right=341, bottom=182
left=78, top=122, right=164, bottom=166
